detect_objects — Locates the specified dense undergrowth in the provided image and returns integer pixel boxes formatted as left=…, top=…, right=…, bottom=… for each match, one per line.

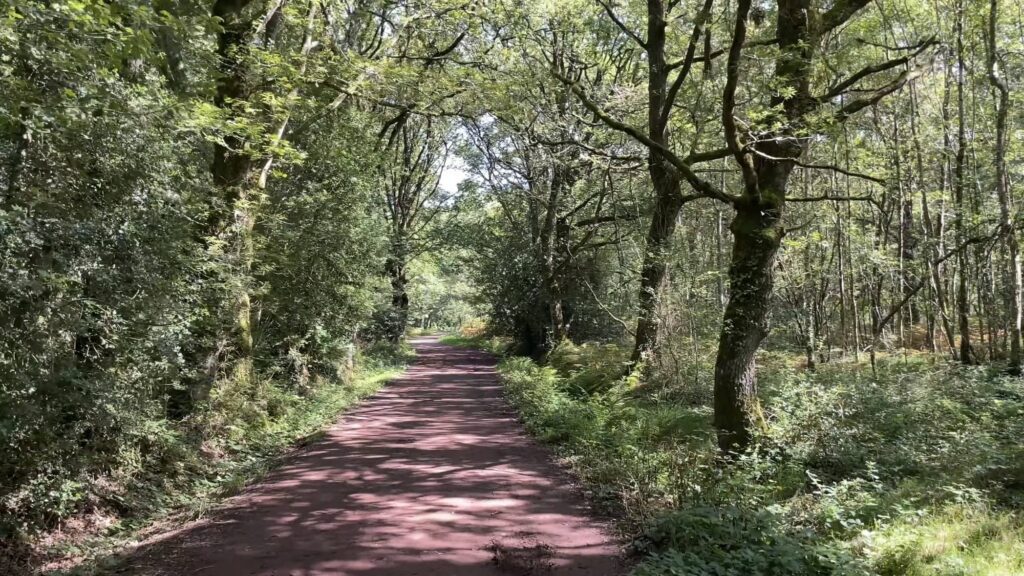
left=483, top=337, right=1024, bottom=576
left=3, top=343, right=412, bottom=576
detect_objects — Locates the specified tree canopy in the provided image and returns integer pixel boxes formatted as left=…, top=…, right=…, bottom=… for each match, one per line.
left=2, top=0, right=1024, bottom=573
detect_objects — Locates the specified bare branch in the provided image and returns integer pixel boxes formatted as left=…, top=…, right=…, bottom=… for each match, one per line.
left=873, top=228, right=1000, bottom=339
left=531, top=134, right=645, bottom=162
left=667, top=37, right=777, bottom=69
left=596, top=0, right=647, bottom=49
left=819, top=0, right=874, bottom=36
left=788, top=195, right=877, bottom=203
left=683, top=146, right=732, bottom=164
left=835, top=67, right=925, bottom=121
left=817, top=37, right=936, bottom=102
left=551, top=69, right=738, bottom=205
left=392, top=31, right=467, bottom=65
left=723, top=0, right=758, bottom=195
left=661, top=0, right=714, bottom=129
left=573, top=213, right=639, bottom=227
left=749, top=148, right=886, bottom=184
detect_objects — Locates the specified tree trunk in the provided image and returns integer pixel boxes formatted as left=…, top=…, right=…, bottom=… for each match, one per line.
left=180, top=0, right=263, bottom=409
left=628, top=0, right=684, bottom=372
left=631, top=162, right=683, bottom=367
left=536, top=162, right=572, bottom=353
left=987, top=0, right=1021, bottom=373
left=910, top=84, right=957, bottom=356
left=714, top=199, right=782, bottom=452
left=954, top=1, right=975, bottom=364
left=384, top=242, right=410, bottom=343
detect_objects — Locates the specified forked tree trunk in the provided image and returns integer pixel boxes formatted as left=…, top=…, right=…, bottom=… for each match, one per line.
left=713, top=0, right=798, bottom=452
left=628, top=0, right=685, bottom=372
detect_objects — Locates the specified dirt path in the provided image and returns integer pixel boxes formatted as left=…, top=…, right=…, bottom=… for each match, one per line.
left=123, top=336, right=622, bottom=576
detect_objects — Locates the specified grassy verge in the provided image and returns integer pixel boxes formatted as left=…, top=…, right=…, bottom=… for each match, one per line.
left=491, top=341, right=1024, bottom=576
left=438, top=333, right=511, bottom=355
left=28, top=344, right=413, bottom=576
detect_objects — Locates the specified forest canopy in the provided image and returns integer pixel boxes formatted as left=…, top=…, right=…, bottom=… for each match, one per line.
left=2, top=0, right=1023, bottom=574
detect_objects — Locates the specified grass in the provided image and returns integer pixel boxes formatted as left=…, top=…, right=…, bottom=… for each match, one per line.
left=438, top=333, right=511, bottom=355
left=868, top=503, right=1024, bottom=576
left=26, top=344, right=412, bottom=576
left=486, top=340, right=1024, bottom=576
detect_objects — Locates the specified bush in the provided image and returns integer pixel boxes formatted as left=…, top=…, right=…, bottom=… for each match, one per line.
left=632, top=507, right=867, bottom=576
left=494, top=345, right=1024, bottom=576
left=547, top=341, right=631, bottom=396
left=867, top=502, right=1024, bottom=576
left=459, top=317, right=489, bottom=338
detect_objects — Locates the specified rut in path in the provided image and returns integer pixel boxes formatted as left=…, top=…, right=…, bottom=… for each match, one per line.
left=124, top=336, right=623, bottom=576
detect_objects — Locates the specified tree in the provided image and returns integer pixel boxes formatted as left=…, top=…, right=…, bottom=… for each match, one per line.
left=378, top=117, right=451, bottom=342
left=986, top=0, right=1021, bottom=374
left=556, top=0, right=934, bottom=451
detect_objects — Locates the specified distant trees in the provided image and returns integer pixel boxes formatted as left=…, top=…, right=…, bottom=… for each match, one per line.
left=986, top=0, right=1020, bottom=374
left=545, top=0, right=934, bottom=450
left=378, top=117, right=451, bottom=343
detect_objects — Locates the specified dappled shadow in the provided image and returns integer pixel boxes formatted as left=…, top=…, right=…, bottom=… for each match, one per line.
left=121, top=337, right=622, bottom=576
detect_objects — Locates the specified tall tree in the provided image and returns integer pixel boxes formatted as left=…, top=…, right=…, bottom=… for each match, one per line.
left=553, top=0, right=728, bottom=370
left=711, top=0, right=934, bottom=451
left=379, top=117, right=451, bottom=342
left=986, top=0, right=1021, bottom=373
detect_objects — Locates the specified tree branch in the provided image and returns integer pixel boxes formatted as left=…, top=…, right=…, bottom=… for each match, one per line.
left=661, top=0, right=714, bottom=129
left=873, top=228, right=1000, bottom=339
left=596, top=0, right=647, bottom=49
left=835, top=67, right=925, bottom=121
left=549, top=68, right=737, bottom=205
left=817, top=37, right=936, bottom=102
left=819, top=0, right=874, bottom=36
left=573, top=213, right=639, bottom=227
left=723, top=0, right=758, bottom=195
left=667, top=37, right=777, bottom=69
left=788, top=194, right=877, bottom=203
left=749, top=148, right=887, bottom=184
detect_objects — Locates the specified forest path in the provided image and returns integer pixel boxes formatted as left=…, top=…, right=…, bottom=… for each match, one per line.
left=123, top=336, right=622, bottom=576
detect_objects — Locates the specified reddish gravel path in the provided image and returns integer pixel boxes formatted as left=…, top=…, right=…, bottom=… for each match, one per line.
left=124, top=336, right=622, bottom=576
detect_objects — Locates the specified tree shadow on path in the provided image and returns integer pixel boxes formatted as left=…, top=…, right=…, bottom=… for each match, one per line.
left=120, top=337, right=623, bottom=576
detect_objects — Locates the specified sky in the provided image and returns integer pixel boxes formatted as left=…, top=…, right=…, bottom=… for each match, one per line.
left=438, top=156, right=469, bottom=194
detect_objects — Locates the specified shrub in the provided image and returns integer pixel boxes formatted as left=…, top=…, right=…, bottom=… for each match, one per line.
left=632, top=507, right=867, bottom=576
left=494, top=345, right=1024, bottom=576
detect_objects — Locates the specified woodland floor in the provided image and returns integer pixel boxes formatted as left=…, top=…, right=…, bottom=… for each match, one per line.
left=115, top=336, right=622, bottom=576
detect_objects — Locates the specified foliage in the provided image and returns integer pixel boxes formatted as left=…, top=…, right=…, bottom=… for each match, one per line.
left=4, top=0, right=1024, bottom=573
left=493, top=345, right=1024, bottom=576
left=633, top=507, right=866, bottom=576
left=0, top=0, right=471, bottom=568
left=32, top=344, right=410, bottom=575
left=439, top=332, right=511, bottom=356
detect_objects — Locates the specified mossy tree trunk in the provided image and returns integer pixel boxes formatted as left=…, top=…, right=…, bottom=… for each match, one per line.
left=629, top=0, right=685, bottom=371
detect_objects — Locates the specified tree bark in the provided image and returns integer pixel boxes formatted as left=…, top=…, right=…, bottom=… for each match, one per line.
left=180, top=0, right=263, bottom=410
left=953, top=2, right=975, bottom=364
left=714, top=199, right=782, bottom=450
left=987, top=0, right=1021, bottom=373
left=629, top=0, right=685, bottom=370
left=385, top=250, right=410, bottom=344
left=631, top=163, right=683, bottom=367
